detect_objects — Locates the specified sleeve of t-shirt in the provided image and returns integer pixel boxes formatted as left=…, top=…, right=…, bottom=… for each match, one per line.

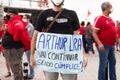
left=72, top=11, right=80, bottom=31
left=93, top=16, right=102, bottom=30
left=35, top=11, right=46, bottom=32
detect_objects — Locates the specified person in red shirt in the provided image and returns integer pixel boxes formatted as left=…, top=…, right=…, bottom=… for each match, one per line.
left=2, top=9, right=30, bottom=80
left=79, top=21, right=85, bottom=35
left=92, top=1, right=117, bottom=80
left=79, top=21, right=87, bottom=53
left=93, top=2, right=116, bottom=80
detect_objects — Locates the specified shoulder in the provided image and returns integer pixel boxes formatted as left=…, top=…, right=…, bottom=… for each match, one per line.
left=95, top=15, right=105, bottom=21
left=63, top=8, right=78, bottom=19
left=94, top=15, right=105, bottom=24
left=37, top=9, right=52, bottom=19
left=38, top=9, right=52, bottom=15
left=63, top=8, right=77, bottom=14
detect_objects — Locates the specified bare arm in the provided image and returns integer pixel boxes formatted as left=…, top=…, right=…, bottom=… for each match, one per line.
left=92, top=28, right=104, bottom=51
left=31, top=30, right=39, bottom=55
left=30, top=30, right=39, bottom=67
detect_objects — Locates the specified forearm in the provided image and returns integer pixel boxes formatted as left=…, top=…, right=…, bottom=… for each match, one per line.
left=92, top=31, right=102, bottom=45
left=31, top=30, right=39, bottom=56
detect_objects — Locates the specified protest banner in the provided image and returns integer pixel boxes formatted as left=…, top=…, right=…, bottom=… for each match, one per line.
left=35, top=32, right=83, bottom=74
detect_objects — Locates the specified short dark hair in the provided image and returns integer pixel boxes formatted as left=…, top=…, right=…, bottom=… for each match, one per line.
left=24, top=14, right=30, bottom=19
left=81, top=21, right=85, bottom=25
left=86, top=22, right=91, bottom=27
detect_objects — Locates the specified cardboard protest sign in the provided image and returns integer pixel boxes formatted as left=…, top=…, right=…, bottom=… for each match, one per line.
left=35, top=32, right=83, bottom=74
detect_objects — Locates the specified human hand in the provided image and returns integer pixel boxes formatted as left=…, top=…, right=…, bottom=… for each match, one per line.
left=98, top=43, right=104, bottom=51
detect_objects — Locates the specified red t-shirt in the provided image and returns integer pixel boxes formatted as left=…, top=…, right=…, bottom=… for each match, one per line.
left=93, top=15, right=116, bottom=46
left=79, top=26, right=85, bottom=35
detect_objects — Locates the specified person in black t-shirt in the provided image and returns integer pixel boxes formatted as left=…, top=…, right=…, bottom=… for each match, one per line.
left=30, top=0, right=88, bottom=80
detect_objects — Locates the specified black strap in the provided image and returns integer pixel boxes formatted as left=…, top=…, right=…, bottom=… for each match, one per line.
left=44, top=9, right=64, bottom=32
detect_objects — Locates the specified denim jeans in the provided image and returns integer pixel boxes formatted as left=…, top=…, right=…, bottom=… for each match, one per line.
left=25, top=50, right=34, bottom=78
left=97, top=45, right=117, bottom=80
left=85, top=38, right=94, bottom=53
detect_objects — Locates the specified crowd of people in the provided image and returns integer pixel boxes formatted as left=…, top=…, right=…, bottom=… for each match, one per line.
left=0, top=9, right=34, bottom=80
left=79, top=21, right=95, bottom=55
left=0, top=0, right=120, bottom=80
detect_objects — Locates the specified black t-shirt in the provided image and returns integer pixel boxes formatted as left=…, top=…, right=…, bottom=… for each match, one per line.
left=35, top=8, right=80, bottom=34
left=2, top=30, right=24, bottom=49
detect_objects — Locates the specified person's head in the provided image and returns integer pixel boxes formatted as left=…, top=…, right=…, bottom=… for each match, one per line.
left=6, top=9, right=18, bottom=20
left=81, top=21, right=85, bottom=26
left=86, top=22, right=91, bottom=27
left=51, top=0, right=64, bottom=7
left=22, top=14, right=30, bottom=22
left=101, top=1, right=113, bottom=14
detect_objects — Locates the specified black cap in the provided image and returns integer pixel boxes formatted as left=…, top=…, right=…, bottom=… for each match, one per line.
left=7, top=8, right=18, bottom=14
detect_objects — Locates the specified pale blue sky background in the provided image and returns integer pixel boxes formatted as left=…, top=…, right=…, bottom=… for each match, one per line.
left=1, top=0, right=120, bottom=24
left=64, top=0, right=120, bottom=24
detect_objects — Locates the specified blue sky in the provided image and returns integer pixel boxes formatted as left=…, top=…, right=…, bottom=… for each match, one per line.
left=1, top=0, right=120, bottom=24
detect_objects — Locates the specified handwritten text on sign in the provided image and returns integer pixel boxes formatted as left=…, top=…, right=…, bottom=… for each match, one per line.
left=35, top=32, right=83, bottom=74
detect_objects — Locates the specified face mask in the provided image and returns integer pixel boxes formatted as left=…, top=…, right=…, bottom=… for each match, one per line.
left=51, top=0, right=64, bottom=7
left=22, top=19, right=28, bottom=22
left=110, top=8, right=113, bottom=13
left=6, top=15, right=10, bottom=20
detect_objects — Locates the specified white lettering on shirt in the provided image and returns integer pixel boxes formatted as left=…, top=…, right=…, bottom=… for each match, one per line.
left=46, top=17, right=68, bottom=23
